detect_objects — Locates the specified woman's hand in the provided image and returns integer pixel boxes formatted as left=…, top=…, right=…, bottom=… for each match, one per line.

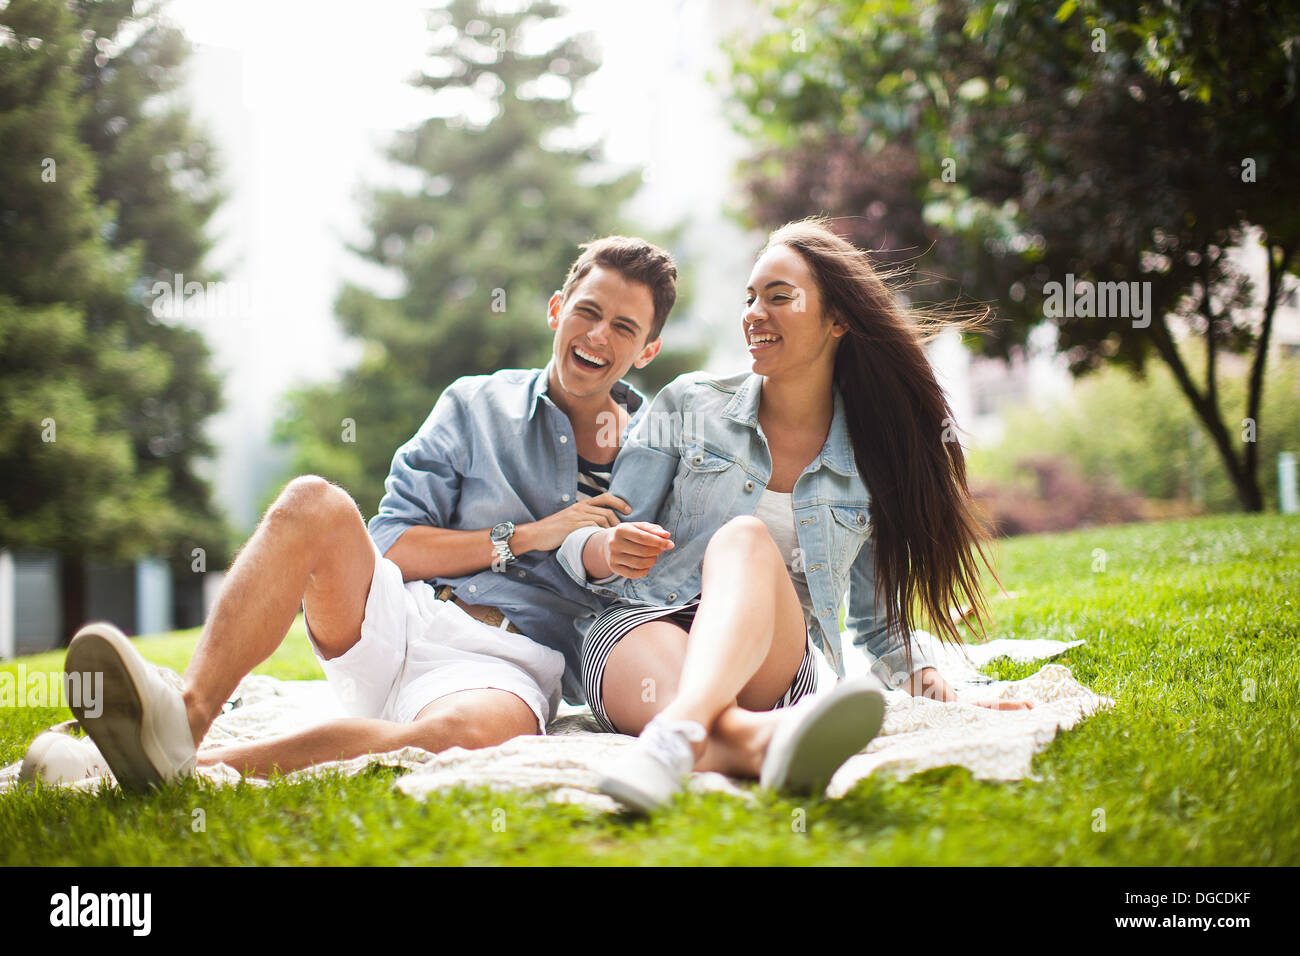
left=905, top=666, right=1034, bottom=710
left=971, top=698, right=1035, bottom=710
left=604, top=522, right=674, bottom=578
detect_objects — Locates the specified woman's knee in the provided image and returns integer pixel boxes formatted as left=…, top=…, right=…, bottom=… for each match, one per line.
left=704, top=515, right=782, bottom=568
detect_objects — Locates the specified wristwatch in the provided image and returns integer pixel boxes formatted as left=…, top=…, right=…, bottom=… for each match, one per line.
left=490, top=521, right=517, bottom=566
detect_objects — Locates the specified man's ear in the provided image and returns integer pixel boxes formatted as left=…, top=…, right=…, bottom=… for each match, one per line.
left=547, top=291, right=563, bottom=331
left=634, top=336, right=662, bottom=369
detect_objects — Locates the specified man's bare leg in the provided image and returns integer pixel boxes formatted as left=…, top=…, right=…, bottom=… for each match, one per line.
left=195, top=688, right=539, bottom=777
left=181, top=475, right=377, bottom=747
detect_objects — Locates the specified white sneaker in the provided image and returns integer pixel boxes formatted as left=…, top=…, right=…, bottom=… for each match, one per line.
left=597, top=714, right=706, bottom=814
left=19, top=732, right=111, bottom=785
left=760, top=675, right=886, bottom=795
left=64, top=622, right=197, bottom=791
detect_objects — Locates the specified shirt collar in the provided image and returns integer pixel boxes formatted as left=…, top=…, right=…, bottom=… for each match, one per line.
left=529, top=361, right=646, bottom=420
left=723, top=373, right=859, bottom=478
left=526, top=364, right=553, bottom=421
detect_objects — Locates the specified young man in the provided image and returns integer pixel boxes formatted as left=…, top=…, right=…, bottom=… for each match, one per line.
left=43, top=237, right=676, bottom=789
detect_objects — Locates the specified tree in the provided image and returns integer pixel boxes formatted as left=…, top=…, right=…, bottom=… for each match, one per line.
left=0, top=0, right=228, bottom=635
left=726, top=0, right=1300, bottom=511
left=72, top=0, right=229, bottom=566
left=275, top=0, right=699, bottom=514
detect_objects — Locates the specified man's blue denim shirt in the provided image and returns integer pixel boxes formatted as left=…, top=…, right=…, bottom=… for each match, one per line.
left=367, top=363, right=645, bottom=705
left=557, top=370, right=938, bottom=688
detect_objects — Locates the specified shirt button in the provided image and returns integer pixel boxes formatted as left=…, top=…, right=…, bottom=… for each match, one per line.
left=561, top=494, right=571, bottom=502
left=858, top=513, right=866, bottom=525
left=517, top=571, right=526, bottom=579
left=692, top=455, right=703, bottom=465
left=559, top=435, right=568, bottom=444
left=667, top=592, right=677, bottom=602
left=744, top=480, right=754, bottom=492
left=468, top=585, right=477, bottom=594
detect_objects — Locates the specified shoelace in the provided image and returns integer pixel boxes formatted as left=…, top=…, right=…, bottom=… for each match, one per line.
left=639, top=715, right=707, bottom=776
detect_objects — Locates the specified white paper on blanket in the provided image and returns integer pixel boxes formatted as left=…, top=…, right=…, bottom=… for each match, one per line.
left=0, top=636, right=1111, bottom=809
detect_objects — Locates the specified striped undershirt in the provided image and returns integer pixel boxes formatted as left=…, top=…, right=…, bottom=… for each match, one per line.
left=577, top=455, right=613, bottom=499
left=575, top=393, right=626, bottom=500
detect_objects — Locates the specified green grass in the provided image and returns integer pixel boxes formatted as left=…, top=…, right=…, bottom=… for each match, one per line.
left=2, top=513, right=1297, bottom=865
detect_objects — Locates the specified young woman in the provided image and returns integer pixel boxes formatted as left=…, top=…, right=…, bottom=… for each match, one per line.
left=557, top=219, right=1030, bottom=813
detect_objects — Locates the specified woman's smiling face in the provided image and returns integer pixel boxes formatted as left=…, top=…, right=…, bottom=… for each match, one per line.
left=743, top=244, right=846, bottom=378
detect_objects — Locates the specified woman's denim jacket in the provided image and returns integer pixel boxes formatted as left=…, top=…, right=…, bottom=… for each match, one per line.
left=557, top=371, right=937, bottom=687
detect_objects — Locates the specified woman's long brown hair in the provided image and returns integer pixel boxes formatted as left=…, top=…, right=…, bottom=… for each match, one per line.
left=762, top=218, right=1003, bottom=670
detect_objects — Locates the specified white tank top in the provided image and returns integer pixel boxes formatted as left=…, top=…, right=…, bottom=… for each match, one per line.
left=751, top=489, right=814, bottom=622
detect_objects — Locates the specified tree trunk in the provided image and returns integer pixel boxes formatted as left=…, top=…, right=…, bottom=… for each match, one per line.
left=1146, top=313, right=1264, bottom=512
left=59, top=556, right=86, bottom=646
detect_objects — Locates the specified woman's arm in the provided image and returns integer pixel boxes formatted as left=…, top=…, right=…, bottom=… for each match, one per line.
left=557, top=373, right=698, bottom=587
left=843, top=527, right=941, bottom=689
left=844, top=530, right=1032, bottom=709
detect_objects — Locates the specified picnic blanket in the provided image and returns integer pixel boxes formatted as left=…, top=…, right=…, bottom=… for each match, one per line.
left=1, top=633, right=1114, bottom=811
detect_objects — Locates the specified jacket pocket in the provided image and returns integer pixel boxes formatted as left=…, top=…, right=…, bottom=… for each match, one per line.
left=676, top=443, right=735, bottom=517
left=828, top=503, right=871, bottom=570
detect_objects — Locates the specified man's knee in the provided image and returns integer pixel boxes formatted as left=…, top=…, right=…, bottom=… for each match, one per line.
left=403, top=691, right=538, bottom=752
left=265, top=475, right=359, bottom=534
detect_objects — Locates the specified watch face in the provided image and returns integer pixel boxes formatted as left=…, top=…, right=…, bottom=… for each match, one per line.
left=491, top=521, right=514, bottom=542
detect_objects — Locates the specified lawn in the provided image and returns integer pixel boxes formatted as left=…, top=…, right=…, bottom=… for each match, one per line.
left=1, top=513, right=1297, bottom=866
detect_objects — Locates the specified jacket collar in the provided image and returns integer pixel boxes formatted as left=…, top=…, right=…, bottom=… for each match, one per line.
left=722, top=373, right=858, bottom=478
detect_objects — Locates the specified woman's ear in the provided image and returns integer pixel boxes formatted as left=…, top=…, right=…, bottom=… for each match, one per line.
left=828, top=311, right=850, bottom=340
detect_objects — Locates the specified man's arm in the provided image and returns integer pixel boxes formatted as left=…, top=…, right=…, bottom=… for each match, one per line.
left=367, top=384, right=501, bottom=583
left=384, top=525, right=499, bottom=582
left=385, top=497, right=630, bottom=583
left=368, top=382, right=630, bottom=583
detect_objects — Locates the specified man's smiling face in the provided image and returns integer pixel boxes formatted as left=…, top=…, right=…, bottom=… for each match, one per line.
left=547, top=264, right=661, bottom=402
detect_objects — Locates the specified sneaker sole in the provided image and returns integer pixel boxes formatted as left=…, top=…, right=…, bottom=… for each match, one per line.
left=761, top=683, right=885, bottom=795
left=65, top=624, right=172, bottom=791
left=596, top=772, right=670, bottom=815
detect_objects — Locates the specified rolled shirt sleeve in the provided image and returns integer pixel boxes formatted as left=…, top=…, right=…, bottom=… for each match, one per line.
left=843, top=526, right=938, bottom=689
left=367, top=385, right=470, bottom=556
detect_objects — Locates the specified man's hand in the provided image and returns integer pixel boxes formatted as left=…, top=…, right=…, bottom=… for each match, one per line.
left=513, top=493, right=631, bottom=555
left=603, top=521, right=674, bottom=578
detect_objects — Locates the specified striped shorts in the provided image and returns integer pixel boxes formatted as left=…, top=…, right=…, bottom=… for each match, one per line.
left=581, top=600, right=820, bottom=734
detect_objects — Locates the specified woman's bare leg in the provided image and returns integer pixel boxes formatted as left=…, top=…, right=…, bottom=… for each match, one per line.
left=601, top=621, right=783, bottom=776
left=601, top=516, right=808, bottom=777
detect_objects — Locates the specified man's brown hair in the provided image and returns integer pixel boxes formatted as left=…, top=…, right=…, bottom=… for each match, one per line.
left=559, top=236, right=678, bottom=341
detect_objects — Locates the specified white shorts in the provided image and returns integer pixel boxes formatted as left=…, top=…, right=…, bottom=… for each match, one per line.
left=305, top=543, right=565, bottom=732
